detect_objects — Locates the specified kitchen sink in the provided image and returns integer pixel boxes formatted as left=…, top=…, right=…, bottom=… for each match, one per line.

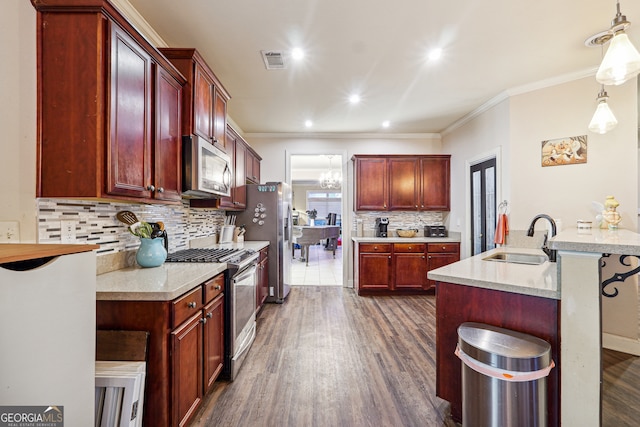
left=482, top=252, right=548, bottom=265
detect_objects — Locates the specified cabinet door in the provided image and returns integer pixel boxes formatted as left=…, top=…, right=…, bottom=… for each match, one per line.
left=107, top=24, right=153, bottom=199
left=420, top=156, right=451, bottom=211
left=245, top=150, right=260, bottom=184
left=359, top=253, right=391, bottom=290
left=355, top=157, right=388, bottom=210
left=394, top=253, right=427, bottom=289
left=172, top=312, right=204, bottom=427
left=257, top=257, right=269, bottom=309
left=212, top=89, right=227, bottom=150
left=388, top=157, right=419, bottom=210
left=203, top=294, right=224, bottom=391
left=154, top=66, right=183, bottom=202
left=426, top=253, right=460, bottom=290
left=193, top=64, right=214, bottom=142
left=233, top=140, right=247, bottom=209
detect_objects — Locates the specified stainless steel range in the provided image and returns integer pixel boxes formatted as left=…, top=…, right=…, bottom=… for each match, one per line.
left=166, top=247, right=259, bottom=380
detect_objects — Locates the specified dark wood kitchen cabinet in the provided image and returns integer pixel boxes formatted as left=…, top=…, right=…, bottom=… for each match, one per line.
left=357, top=241, right=459, bottom=295
left=159, top=48, right=231, bottom=153
left=426, top=243, right=460, bottom=290
left=246, top=146, right=262, bottom=184
left=33, top=0, right=185, bottom=204
left=256, top=247, right=269, bottom=311
left=393, top=243, right=427, bottom=290
left=353, top=155, right=451, bottom=211
left=97, top=272, right=225, bottom=427
left=358, top=244, right=392, bottom=291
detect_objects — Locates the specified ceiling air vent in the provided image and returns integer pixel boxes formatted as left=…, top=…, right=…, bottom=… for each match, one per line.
left=261, top=50, right=286, bottom=70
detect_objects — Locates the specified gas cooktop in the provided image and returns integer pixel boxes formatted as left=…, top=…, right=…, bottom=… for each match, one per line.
left=165, top=248, right=257, bottom=266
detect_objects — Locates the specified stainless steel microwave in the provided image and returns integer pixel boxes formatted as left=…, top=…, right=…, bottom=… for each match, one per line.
left=182, top=135, right=232, bottom=198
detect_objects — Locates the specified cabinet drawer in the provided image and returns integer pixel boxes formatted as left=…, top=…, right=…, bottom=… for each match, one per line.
left=393, top=243, right=426, bottom=253
left=203, top=274, right=225, bottom=303
left=360, top=243, right=392, bottom=253
left=427, top=243, right=459, bottom=253
left=172, top=286, right=203, bottom=328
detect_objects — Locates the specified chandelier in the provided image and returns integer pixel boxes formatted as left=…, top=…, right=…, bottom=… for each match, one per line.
left=319, top=155, right=342, bottom=189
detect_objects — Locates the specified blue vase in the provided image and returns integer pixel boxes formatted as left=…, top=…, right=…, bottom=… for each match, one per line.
left=136, top=237, right=167, bottom=268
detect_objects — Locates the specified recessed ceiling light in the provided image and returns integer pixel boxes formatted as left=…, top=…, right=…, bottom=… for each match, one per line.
left=428, top=48, right=442, bottom=61
left=304, top=120, right=313, bottom=128
left=349, top=94, right=361, bottom=104
left=291, top=48, right=305, bottom=60
left=382, top=120, right=390, bottom=128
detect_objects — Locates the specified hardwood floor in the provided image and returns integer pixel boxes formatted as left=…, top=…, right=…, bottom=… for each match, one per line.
left=190, top=286, right=639, bottom=427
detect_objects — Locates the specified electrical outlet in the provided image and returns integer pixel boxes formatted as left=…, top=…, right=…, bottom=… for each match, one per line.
left=0, top=221, right=20, bottom=243
left=61, top=220, right=76, bottom=243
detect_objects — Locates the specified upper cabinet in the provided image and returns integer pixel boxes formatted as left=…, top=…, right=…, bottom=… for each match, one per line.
left=353, top=155, right=451, bottom=211
left=159, top=48, right=230, bottom=153
left=33, top=0, right=185, bottom=204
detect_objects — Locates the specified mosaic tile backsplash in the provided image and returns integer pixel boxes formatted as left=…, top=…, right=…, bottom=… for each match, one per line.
left=352, top=211, right=445, bottom=237
left=37, top=199, right=226, bottom=255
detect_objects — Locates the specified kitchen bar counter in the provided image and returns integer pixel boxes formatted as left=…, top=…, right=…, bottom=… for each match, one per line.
left=427, top=246, right=558, bottom=299
left=97, top=241, right=268, bottom=301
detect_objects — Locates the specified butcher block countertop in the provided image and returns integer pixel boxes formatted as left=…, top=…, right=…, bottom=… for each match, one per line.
left=0, top=243, right=99, bottom=264
left=96, top=241, right=269, bottom=301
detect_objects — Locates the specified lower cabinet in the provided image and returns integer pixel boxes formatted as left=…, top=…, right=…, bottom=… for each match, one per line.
left=97, top=272, right=225, bottom=427
left=256, top=247, right=269, bottom=311
left=358, top=241, right=459, bottom=295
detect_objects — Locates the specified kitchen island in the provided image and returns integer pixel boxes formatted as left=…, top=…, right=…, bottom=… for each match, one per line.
left=429, top=228, right=640, bottom=427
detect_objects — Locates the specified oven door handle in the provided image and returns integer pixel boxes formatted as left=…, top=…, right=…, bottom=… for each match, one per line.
left=233, top=263, right=257, bottom=283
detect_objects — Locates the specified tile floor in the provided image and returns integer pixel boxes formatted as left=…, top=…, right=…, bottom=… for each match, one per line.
left=290, top=243, right=343, bottom=286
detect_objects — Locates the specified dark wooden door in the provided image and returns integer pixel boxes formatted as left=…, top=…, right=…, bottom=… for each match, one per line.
left=203, top=295, right=224, bottom=392
left=154, top=66, right=183, bottom=202
left=193, top=63, right=214, bottom=142
left=355, top=157, right=388, bottom=210
left=388, top=158, right=419, bottom=210
left=393, top=253, right=426, bottom=289
left=359, top=253, right=391, bottom=290
left=172, top=312, right=204, bottom=427
left=233, top=139, right=247, bottom=209
left=420, top=156, right=451, bottom=211
left=107, top=24, right=152, bottom=199
left=212, top=89, right=227, bottom=151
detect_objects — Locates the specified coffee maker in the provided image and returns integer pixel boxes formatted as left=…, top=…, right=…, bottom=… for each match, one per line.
left=375, top=217, right=389, bottom=237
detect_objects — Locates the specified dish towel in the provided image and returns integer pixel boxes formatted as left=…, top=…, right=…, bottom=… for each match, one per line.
left=494, top=213, right=509, bottom=245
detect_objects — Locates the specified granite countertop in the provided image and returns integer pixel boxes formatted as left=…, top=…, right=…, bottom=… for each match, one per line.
left=96, top=241, right=269, bottom=301
left=550, top=227, right=640, bottom=256
left=427, top=247, right=559, bottom=299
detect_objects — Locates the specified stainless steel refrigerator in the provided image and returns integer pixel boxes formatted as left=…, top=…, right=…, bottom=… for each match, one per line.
left=236, top=182, right=292, bottom=303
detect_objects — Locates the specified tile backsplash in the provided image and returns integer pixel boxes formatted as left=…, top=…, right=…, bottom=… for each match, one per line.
left=353, top=211, right=444, bottom=236
left=37, top=198, right=225, bottom=255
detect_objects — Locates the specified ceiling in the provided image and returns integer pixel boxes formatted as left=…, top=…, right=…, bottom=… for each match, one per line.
left=126, top=0, right=640, bottom=135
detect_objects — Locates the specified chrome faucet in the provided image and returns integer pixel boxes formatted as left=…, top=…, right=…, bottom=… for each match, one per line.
left=526, top=214, right=557, bottom=262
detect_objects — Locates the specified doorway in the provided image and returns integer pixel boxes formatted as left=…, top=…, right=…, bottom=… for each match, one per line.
left=289, top=154, right=344, bottom=286
left=470, top=158, right=497, bottom=255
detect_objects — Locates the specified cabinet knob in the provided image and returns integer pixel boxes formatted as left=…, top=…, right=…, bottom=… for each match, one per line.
left=415, top=205, right=418, bottom=208
left=157, top=187, right=164, bottom=193
left=388, top=255, right=391, bottom=259
left=374, top=246, right=378, bottom=250
left=146, top=185, right=155, bottom=191
left=214, top=285, right=221, bottom=290
left=188, top=301, right=197, bottom=309
left=200, top=317, right=207, bottom=324
left=428, top=255, right=432, bottom=259
left=213, top=137, right=218, bottom=143
left=408, top=246, right=412, bottom=250
left=422, top=256, right=425, bottom=259
left=206, top=312, right=213, bottom=319
left=442, top=246, right=446, bottom=250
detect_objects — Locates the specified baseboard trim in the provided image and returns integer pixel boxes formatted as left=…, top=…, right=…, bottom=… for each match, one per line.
left=603, top=333, right=640, bottom=356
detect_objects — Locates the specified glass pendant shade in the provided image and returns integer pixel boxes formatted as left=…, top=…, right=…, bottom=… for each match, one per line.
left=596, top=32, right=640, bottom=85
left=588, top=91, right=618, bottom=134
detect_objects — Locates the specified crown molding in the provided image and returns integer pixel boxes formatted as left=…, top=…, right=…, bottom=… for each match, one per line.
left=109, top=0, right=168, bottom=47
left=244, top=132, right=441, bottom=140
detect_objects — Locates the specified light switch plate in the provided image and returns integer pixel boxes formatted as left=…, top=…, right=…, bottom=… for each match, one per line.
left=0, top=221, right=20, bottom=243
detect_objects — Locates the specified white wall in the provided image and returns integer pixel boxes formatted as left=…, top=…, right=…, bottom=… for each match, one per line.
left=1, top=1, right=37, bottom=242
left=509, top=76, right=638, bottom=232
left=444, top=77, right=638, bottom=257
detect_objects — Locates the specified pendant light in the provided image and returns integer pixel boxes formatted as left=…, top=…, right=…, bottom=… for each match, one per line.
left=591, top=1, right=640, bottom=86
left=588, top=86, right=618, bottom=134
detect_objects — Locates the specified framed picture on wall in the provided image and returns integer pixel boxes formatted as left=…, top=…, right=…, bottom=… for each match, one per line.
left=541, top=135, right=587, bottom=167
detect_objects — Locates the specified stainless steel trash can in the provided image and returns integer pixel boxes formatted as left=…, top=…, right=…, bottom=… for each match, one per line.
left=457, top=322, right=554, bottom=427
